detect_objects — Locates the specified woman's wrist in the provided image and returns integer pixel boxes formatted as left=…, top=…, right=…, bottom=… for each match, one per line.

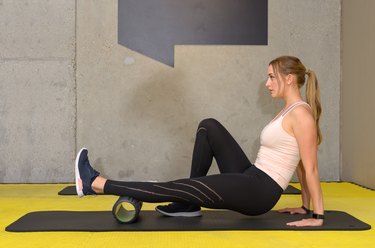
left=312, top=213, right=325, bottom=219
left=301, top=204, right=324, bottom=219
left=301, top=205, right=310, bottom=214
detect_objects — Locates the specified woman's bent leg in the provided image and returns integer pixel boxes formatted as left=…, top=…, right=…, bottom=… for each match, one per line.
left=156, top=118, right=254, bottom=215
left=190, top=118, right=253, bottom=178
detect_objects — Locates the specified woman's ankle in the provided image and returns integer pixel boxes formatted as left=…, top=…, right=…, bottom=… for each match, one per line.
left=91, top=176, right=107, bottom=194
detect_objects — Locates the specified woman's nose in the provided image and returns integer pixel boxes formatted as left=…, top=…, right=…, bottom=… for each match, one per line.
left=265, top=78, right=271, bottom=87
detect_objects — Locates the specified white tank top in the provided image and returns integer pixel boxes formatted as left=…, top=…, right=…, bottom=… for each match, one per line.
left=254, top=101, right=310, bottom=190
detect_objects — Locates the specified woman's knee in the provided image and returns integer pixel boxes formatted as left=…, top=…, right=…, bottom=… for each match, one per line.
left=198, top=118, right=221, bottom=130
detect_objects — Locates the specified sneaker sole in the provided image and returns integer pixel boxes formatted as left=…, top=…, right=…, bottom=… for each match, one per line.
left=75, top=147, right=87, bottom=197
left=155, top=207, right=202, bottom=217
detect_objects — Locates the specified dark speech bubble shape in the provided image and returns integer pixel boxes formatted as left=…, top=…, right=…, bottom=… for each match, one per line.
left=118, top=0, right=268, bottom=67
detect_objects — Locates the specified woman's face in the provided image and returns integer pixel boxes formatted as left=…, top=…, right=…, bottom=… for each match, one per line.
left=265, top=65, right=285, bottom=98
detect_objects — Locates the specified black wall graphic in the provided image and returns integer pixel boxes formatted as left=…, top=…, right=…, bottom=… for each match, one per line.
left=118, top=0, right=268, bottom=67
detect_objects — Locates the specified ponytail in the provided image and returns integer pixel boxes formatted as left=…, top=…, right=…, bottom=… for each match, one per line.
left=305, top=69, right=322, bottom=145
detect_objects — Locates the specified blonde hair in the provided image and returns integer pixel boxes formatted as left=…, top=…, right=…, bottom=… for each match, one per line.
left=269, top=56, right=322, bottom=145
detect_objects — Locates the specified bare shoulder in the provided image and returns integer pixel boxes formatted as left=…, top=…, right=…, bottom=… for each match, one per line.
left=282, top=104, right=315, bottom=136
left=291, top=104, right=313, bottom=117
left=289, top=105, right=315, bottom=128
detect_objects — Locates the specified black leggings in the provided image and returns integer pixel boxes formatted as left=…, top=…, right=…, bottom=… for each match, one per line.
left=104, top=118, right=283, bottom=216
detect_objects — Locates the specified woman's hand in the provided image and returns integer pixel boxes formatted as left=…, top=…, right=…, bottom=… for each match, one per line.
left=278, top=207, right=308, bottom=215
left=287, top=218, right=323, bottom=227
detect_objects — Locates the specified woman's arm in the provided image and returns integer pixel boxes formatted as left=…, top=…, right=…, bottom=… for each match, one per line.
left=278, top=161, right=311, bottom=214
left=286, top=106, right=324, bottom=227
left=297, top=160, right=311, bottom=210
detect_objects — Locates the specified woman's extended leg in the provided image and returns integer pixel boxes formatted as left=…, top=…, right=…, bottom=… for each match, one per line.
left=101, top=170, right=282, bottom=216
left=77, top=151, right=282, bottom=216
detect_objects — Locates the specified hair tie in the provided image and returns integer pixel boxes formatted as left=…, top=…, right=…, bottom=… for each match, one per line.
left=305, top=69, right=311, bottom=76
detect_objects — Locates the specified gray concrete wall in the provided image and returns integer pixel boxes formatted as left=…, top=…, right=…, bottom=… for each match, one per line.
left=342, top=0, right=375, bottom=189
left=0, top=0, right=341, bottom=183
left=77, top=0, right=341, bottom=182
left=0, top=1, right=76, bottom=183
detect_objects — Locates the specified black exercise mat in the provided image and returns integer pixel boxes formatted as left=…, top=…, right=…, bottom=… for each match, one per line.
left=58, top=186, right=103, bottom=195
left=58, top=185, right=301, bottom=195
left=283, top=185, right=300, bottom=194
left=6, top=210, right=370, bottom=232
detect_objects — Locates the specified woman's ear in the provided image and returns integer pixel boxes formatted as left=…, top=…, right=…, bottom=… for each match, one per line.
left=286, top=74, right=294, bottom=85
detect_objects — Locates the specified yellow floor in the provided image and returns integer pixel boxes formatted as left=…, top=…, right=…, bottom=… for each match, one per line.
left=0, top=182, right=374, bottom=248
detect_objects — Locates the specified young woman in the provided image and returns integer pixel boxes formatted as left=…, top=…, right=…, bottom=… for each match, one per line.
left=75, top=56, right=324, bottom=227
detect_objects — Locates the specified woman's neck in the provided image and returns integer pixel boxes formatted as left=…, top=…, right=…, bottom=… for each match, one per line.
left=282, top=88, right=304, bottom=108
left=283, top=96, right=304, bottom=108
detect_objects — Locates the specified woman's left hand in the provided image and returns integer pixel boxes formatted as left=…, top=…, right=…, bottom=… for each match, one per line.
left=287, top=218, right=323, bottom=227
